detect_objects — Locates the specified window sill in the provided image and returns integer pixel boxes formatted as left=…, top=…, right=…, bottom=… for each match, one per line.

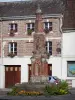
left=8, top=53, right=16, bottom=58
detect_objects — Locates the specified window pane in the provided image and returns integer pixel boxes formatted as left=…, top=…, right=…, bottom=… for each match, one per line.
left=32, top=23, right=34, bottom=27
left=27, top=27, right=30, bottom=30
left=15, top=24, right=17, bottom=28
left=10, top=43, right=13, bottom=47
left=27, top=23, right=30, bottom=28
left=49, top=41, right=52, bottom=46
left=49, top=47, right=52, bottom=50
left=44, top=22, right=52, bottom=30
left=11, top=24, right=13, bottom=29
left=14, top=48, right=17, bottom=51
left=67, top=61, right=75, bottom=77
left=15, top=24, right=17, bottom=32
left=45, top=22, right=48, bottom=26
left=14, top=43, right=17, bottom=47
left=11, top=48, right=13, bottom=51
left=49, top=22, right=52, bottom=26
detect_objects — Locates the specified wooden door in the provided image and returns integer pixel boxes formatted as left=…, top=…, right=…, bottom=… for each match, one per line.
left=5, top=65, right=21, bottom=88
left=14, top=67, right=21, bottom=84
left=28, top=64, right=31, bottom=81
left=48, top=64, right=52, bottom=76
left=5, top=67, right=14, bottom=88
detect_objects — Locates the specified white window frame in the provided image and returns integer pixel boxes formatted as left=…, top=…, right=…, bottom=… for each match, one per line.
left=44, top=22, right=52, bottom=30
left=8, top=42, right=17, bottom=54
left=26, top=23, right=34, bottom=31
left=46, top=41, right=52, bottom=55
left=9, top=23, right=17, bottom=32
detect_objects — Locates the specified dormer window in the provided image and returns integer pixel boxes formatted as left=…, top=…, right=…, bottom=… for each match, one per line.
left=9, top=23, right=18, bottom=36
left=44, top=22, right=52, bottom=33
left=26, top=23, right=34, bottom=35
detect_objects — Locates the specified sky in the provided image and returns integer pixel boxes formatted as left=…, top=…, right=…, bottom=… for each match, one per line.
left=0, top=0, right=29, bottom=2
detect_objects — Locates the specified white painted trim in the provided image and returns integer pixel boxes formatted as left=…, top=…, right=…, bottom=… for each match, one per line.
left=0, top=14, right=63, bottom=21
left=62, top=55, right=75, bottom=58
left=46, top=37, right=61, bottom=40
left=48, top=23, right=50, bottom=29
left=0, top=37, right=61, bottom=41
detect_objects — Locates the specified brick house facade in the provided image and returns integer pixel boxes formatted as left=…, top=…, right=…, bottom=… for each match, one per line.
left=0, top=0, right=75, bottom=88
left=0, top=17, right=62, bottom=58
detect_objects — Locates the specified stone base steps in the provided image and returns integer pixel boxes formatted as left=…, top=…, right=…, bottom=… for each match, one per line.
left=66, top=80, right=72, bottom=88
left=16, top=82, right=50, bottom=93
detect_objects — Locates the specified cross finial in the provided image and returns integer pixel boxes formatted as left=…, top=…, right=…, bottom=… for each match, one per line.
left=36, top=4, right=42, bottom=14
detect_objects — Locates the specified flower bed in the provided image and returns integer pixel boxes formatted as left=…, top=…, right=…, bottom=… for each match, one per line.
left=7, top=87, right=43, bottom=96
left=7, top=81, right=70, bottom=96
left=18, top=90, right=43, bottom=96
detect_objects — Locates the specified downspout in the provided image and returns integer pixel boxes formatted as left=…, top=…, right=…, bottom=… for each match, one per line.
left=0, top=18, right=3, bottom=88
left=1, top=18, right=3, bottom=66
left=59, top=15, right=63, bottom=80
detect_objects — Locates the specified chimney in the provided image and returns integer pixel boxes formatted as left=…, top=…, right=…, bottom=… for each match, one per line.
left=35, top=4, right=43, bottom=33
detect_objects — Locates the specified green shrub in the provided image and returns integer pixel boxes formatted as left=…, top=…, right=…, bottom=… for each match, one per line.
left=58, top=80, right=68, bottom=90
left=44, top=85, right=59, bottom=95
left=7, top=86, right=20, bottom=96
left=58, top=89, right=68, bottom=95
left=44, top=81, right=69, bottom=95
left=27, top=29, right=33, bottom=35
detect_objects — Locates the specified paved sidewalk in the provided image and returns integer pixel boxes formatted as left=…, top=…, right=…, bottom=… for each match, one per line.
left=0, top=88, right=12, bottom=95
left=0, top=94, right=75, bottom=100
left=69, top=88, right=75, bottom=94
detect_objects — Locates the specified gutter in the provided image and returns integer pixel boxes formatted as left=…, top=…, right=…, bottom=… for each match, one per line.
left=0, top=14, right=63, bottom=21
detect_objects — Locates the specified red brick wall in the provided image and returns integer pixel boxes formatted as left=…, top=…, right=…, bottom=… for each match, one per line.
left=0, top=18, right=61, bottom=57
left=4, top=40, right=33, bottom=57
left=3, top=39, right=61, bottom=57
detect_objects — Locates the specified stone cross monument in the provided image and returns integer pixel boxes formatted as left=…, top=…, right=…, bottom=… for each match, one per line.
left=30, top=5, right=49, bottom=82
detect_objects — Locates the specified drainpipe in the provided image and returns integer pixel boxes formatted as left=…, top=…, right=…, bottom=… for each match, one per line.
left=0, top=18, right=4, bottom=88
left=61, top=31, right=63, bottom=81
left=59, top=15, right=63, bottom=80
left=1, top=18, right=3, bottom=66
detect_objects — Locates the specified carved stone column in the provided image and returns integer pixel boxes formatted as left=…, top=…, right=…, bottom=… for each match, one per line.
left=30, top=5, right=49, bottom=82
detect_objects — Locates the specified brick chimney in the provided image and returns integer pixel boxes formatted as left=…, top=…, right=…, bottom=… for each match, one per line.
left=35, top=4, right=43, bottom=33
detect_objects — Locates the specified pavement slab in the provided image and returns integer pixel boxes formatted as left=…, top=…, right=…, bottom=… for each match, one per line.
left=0, top=95, right=75, bottom=100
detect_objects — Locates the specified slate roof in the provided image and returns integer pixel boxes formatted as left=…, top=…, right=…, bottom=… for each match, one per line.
left=0, top=0, right=75, bottom=30
left=0, top=0, right=65, bottom=17
left=62, top=0, right=75, bottom=30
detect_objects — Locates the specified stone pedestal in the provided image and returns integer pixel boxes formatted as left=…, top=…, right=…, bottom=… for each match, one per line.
left=30, top=57, right=49, bottom=82
left=30, top=75, right=49, bottom=83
